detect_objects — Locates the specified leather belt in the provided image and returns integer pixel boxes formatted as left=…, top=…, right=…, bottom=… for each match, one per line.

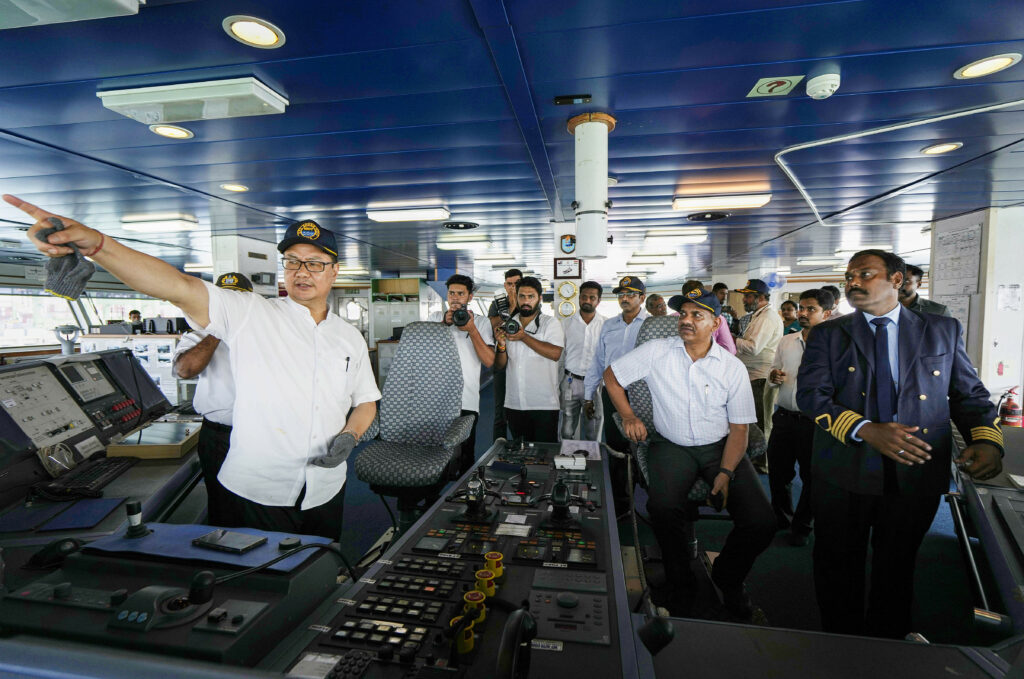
left=776, top=407, right=810, bottom=421
left=564, top=370, right=585, bottom=380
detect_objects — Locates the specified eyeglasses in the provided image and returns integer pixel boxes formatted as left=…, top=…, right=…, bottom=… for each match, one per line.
left=617, top=292, right=639, bottom=299
left=283, top=257, right=331, bottom=273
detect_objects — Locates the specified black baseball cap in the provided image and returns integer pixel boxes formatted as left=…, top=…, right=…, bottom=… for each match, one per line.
left=215, top=272, right=253, bottom=292
left=735, top=278, right=770, bottom=296
left=612, top=275, right=646, bottom=295
left=277, top=219, right=338, bottom=258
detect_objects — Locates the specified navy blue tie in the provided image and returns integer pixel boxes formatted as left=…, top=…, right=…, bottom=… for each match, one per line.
left=871, top=318, right=897, bottom=423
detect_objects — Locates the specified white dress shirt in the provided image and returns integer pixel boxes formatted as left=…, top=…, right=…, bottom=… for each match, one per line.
left=561, top=311, right=606, bottom=377
left=172, top=327, right=234, bottom=426
left=735, top=304, right=784, bottom=380
left=428, top=311, right=494, bottom=413
left=611, top=338, right=756, bottom=447
left=850, top=304, right=903, bottom=440
left=191, top=282, right=381, bottom=510
left=504, top=312, right=565, bottom=411
left=584, top=308, right=649, bottom=400
left=766, top=331, right=806, bottom=412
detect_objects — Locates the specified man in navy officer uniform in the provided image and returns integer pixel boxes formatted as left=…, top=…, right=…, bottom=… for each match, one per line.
left=797, top=248, right=1003, bottom=638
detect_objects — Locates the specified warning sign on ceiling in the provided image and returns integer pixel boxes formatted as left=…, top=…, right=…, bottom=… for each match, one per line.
left=746, top=76, right=804, bottom=97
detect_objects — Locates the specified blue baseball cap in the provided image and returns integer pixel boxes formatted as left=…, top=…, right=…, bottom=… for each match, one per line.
left=278, top=219, right=338, bottom=258
left=677, top=286, right=722, bottom=317
left=735, top=278, right=770, bottom=296
left=612, top=275, right=646, bottom=295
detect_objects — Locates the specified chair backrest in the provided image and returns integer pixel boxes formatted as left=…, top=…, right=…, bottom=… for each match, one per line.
left=379, top=322, right=463, bottom=445
left=625, top=315, right=679, bottom=432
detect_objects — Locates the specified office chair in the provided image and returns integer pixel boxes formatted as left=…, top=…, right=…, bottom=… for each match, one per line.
left=353, top=322, right=474, bottom=534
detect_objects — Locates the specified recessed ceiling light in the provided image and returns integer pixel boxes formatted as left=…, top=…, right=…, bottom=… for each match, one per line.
left=954, top=53, right=1022, bottom=79
left=443, top=221, right=479, bottom=230
left=367, top=207, right=451, bottom=222
left=149, top=124, right=193, bottom=139
left=222, top=15, right=286, bottom=49
left=672, top=194, right=771, bottom=211
left=920, top=142, right=963, bottom=155
left=220, top=183, right=249, bottom=192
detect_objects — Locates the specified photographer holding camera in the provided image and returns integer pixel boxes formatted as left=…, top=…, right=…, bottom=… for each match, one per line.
left=494, top=276, right=564, bottom=442
left=428, top=274, right=495, bottom=474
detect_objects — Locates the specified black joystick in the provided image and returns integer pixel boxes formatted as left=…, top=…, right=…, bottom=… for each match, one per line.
left=124, top=500, right=151, bottom=538
left=516, top=465, right=530, bottom=494
left=549, top=479, right=572, bottom=525
left=188, top=570, right=216, bottom=605
left=462, top=478, right=490, bottom=521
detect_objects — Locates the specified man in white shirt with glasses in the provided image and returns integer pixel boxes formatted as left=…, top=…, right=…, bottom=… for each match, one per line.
left=10, top=192, right=380, bottom=540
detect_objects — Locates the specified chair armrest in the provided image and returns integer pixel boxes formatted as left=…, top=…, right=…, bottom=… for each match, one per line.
left=359, top=416, right=380, bottom=443
left=443, top=415, right=475, bottom=449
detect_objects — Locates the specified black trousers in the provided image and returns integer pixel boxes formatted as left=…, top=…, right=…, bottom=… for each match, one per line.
left=750, top=379, right=767, bottom=433
left=766, top=408, right=815, bottom=534
left=221, top=483, right=347, bottom=542
left=646, top=435, right=775, bottom=594
left=601, top=388, right=633, bottom=513
left=458, top=410, right=479, bottom=476
left=812, top=479, right=940, bottom=638
left=197, top=418, right=232, bottom=526
left=505, top=408, right=559, bottom=443
left=492, top=369, right=508, bottom=442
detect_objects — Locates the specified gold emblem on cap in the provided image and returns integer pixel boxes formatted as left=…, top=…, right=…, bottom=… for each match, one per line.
left=296, top=221, right=320, bottom=240
left=222, top=274, right=237, bottom=286
left=620, top=276, right=630, bottom=287
left=687, top=289, right=702, bottom=299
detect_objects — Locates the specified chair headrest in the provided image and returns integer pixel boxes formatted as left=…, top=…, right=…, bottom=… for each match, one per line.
left=636, top=315, right=678, bottom=347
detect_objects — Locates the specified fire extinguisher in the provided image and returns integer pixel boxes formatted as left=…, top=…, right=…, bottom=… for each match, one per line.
left=998, top=387, right=1023, bottom=428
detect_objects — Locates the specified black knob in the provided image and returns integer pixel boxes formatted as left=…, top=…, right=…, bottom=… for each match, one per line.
left=52, top=582, right=72, bottom=600
left=556, top=592, right=579, bottom=609
left=188, top=570, right=216, bottom=605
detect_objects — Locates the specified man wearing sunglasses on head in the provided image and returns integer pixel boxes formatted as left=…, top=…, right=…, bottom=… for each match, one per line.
left=7, top=193, right=380, bottom=540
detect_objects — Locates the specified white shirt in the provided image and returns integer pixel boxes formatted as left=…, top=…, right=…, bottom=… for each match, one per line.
left=611, top=338, right=756, bottom=447
left=735, top=304, right=784, bottom=380
left=427, top=311, right=494, bottom=413
left=190, top=282, right=381, bottom=510
left=172, top=327, right=234, bottom=426
left=766, top=331, right=805, bottom=412
left=584, top=308, right=649, bottom=399
left=561, top=312, right=606, bottom=377
left=504, top=312, right=565, bottom=411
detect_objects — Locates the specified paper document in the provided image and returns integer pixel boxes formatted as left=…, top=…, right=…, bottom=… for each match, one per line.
left=559, top=440, right=601, bottom=460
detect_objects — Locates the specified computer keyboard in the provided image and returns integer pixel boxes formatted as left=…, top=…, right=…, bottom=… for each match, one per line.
left=51, top=456, right=140, bottom=493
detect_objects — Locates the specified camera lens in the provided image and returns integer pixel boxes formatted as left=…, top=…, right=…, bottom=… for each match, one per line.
left=502, top=318, right=521, bottom=335
left=452, top=308, right=470, bottom=327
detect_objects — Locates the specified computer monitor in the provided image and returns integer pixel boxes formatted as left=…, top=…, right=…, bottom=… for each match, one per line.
left=97, top=322, right=134, bottom=335
left=143, top=317, right=173, bottom=334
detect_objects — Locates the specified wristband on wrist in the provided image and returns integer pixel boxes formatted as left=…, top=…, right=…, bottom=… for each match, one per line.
left=82, top=233, right=105, bottom=258
left=718, top=467, right=735, bottom=481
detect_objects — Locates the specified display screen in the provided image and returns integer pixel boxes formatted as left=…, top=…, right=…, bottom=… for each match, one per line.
left=61, top=365, right=84, bottom=383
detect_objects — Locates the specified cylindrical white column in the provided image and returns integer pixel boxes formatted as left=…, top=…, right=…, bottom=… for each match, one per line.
left=568, top=113, right=616, bottom=259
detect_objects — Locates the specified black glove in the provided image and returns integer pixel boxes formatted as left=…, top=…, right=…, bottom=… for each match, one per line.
left=35, top=217, right=95, bottom=300
left=310, top=432, right=357, bottom=468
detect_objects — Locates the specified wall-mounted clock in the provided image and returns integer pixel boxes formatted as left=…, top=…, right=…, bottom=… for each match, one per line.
left=557, top=300, right=576, bottom=318
left=554, top=257, right=581, bottom=279
left=557, top=280, right=578, bottom=299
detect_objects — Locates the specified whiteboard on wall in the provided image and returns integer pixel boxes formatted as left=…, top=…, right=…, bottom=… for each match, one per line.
left=933, top=222, right=982, bottom=296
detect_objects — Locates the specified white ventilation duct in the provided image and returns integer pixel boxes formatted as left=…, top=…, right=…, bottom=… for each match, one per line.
left=568, top=113, right=616, bottom=259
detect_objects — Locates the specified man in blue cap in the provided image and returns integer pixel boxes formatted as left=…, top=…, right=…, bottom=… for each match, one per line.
left=584, top=275, right=649, bottom=516
left=9, top=193, right=381, bottom=540
left=604, top=286, right=775, bottom=619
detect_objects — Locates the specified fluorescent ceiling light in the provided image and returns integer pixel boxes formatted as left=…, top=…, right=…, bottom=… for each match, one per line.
left=0, top=0, right=141, bottom=29
left=797, top=257, right=843, bottom=265
left=491, top=263, right=524, bottom=269
left=834, top=245, right=893, bottom=255
left=776, top=267, right=791, bottom=274
left=220, top=183, right=249, bottom=192
left=476, top=253, right=517, bottom=261
left=645, top=227, right=708, bottom=236
left=954, top=53, right=1021, bottom=79
left=672, top=194, right=771, bottom=211
left=627, top=258, right=665, bottom=266
left=833, top=265, right=848, bottom=272
left=183, top=263, right=213, bottom=272
left=631, top=251, right=676, bottom=258
left=121, top=212, right=198, bottom=233
left=336, top=270, right=368, bottom=277
left=644, top=234, right=707, bottom=245
left=367, top=207, right=451, bottom=222
left=149, top=124, right=193, bottom=139
left=222, top=15, right=286, bottom=48
left=99, top=77, right=288, bottom=124
left=921, top=142, right=963, bottom=155
left=436, top=234, right=489, bottom=251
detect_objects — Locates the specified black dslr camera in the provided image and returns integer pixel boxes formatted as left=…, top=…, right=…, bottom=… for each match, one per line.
left=452, top=307, right=471, bottom=327
left=493, top=293, right=521, bottom=335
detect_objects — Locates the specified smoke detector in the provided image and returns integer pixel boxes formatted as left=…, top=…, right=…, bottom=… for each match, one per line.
left=806, top=73, right=841, bottom=100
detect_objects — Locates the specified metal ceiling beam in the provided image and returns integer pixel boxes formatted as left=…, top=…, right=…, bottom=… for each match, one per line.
left=468, top=0, right=565, bottom=222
